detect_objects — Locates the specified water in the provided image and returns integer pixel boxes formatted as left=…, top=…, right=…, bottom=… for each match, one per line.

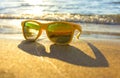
left=0, top=0, right=120, bottom=39
left=0, top=0, right=120, bottom=14
left=0, top=0, right=120, bottom=24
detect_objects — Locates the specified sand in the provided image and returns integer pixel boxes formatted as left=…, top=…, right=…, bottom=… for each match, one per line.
left=0, top=38, right=120, bottom=78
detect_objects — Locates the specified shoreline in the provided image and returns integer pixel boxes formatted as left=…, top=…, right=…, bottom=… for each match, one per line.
left=0, top=33, right=120, bottom=41
left=0, top=19, right=120, bottom=40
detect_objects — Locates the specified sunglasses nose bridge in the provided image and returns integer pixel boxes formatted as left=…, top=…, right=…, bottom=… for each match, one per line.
left=40, top=23, right=48, bottom=30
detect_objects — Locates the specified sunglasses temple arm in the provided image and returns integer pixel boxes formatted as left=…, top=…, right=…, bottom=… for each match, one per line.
left=76, top=32, right=81, bottom=39
left=76, top=25, right=82, bottom=39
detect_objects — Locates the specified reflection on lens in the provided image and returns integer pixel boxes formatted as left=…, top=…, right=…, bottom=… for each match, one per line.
left=24, top=21, right=40, bottom=40
left=47, top=23, right=73, bottom=44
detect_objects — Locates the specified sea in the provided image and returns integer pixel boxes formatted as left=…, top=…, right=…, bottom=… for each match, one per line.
left=0, top=0, right=120, bottom=39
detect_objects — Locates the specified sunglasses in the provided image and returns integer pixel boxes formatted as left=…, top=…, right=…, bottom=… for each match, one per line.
left=21, top=20, right=82, bottom=45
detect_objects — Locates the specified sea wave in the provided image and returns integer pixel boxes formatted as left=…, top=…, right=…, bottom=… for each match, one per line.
left=111, top=1, right=120, bottom=4
left=0, top=13, right=120, bottom=25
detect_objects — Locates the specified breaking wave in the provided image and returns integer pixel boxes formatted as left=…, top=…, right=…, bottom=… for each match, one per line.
left=0, top=13, right=120, bottom=25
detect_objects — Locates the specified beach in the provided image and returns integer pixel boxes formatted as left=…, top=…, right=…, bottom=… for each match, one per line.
left=0, top=19, right=120, bottom=78
left=0, top=0, right=120, bottom=78
left=0, top=37, right=120, bottom=78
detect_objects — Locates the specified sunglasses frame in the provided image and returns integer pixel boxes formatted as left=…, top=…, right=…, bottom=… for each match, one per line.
left=21, top=20, right=82, bottom=45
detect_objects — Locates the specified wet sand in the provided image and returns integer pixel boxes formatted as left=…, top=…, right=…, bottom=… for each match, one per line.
left=0, top=38, right=120, bottom=78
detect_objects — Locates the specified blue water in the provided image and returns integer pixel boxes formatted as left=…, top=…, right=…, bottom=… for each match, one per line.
left=0, top=0, right=120, bottom=15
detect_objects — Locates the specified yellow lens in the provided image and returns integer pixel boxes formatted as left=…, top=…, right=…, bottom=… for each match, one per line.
left=23, top=21, right=41, bottom=40
left=47, top=22, right=73, bottom=44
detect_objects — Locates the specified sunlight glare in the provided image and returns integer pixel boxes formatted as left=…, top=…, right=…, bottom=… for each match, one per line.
left=23, top=6, right=44, bottom=15
left=23, top=0, right=45, bottom=15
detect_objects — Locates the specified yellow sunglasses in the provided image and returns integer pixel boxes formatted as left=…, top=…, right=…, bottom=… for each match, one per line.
left=21, top=20, right=82, bottom=45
